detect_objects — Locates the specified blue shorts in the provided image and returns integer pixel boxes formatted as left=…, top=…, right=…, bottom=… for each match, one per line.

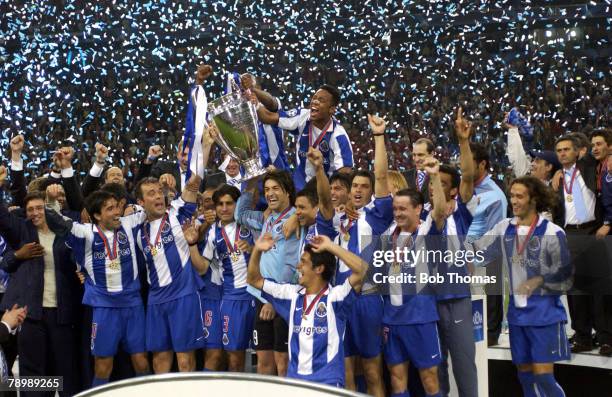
left=146, top=293, right=204, bottom=353
left=91, top=306, right=146, bottom=357
left=201, top=297, right=223, bottom=350
left=220, top=298, right=256, bottom=351
left=344, top=294, right=383, bottom=358
left=383, top=322, right=442, bottom=369
left=509, top=322, right=571, bottom=365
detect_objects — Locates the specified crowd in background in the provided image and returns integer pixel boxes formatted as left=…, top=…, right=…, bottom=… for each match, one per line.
left=1, top=0, right=610, bottom=190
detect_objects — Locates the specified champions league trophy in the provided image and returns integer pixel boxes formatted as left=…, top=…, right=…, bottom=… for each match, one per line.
left=207, top=85, right=267, bottom=182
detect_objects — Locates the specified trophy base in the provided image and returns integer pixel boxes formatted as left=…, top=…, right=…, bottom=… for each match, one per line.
left=239, top=158, right=268, bottom=182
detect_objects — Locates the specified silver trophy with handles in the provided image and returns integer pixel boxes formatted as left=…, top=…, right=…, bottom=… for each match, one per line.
left=207, top=85, right=267, bottom=182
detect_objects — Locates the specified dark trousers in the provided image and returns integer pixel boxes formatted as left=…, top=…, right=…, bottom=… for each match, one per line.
left=485, top=257, right=504, bottom=342
left=568, top=294, right=612, bottom=345
left=566, top=228, right=612, bottom=345
left=18, top=309, right=78, bottom=397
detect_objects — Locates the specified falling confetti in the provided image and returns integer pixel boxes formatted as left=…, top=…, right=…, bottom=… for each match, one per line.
left=0, top=0, right=609, bottom=183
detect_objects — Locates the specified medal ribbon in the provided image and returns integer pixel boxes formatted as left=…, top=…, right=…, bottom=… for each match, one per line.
left=265, top=207, right=292, bottom=233
left=221, top=223, right=240, bottom=255
left=308, top=118, right=333, bottom=148
left=302, top=286, right=329, bottom=317
left=339, top=217, right=353, bottom=239
left=515, top=215, right=539, bottom=257
left=143, top=214, right=168, bottom=253
left=96, top=226, right=118, bottom=261
left=596, top=161, right=607, bottom=192
left=562, top=167, right=578, bottom=196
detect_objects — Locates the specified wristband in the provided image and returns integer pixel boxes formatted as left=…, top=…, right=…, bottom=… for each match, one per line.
left=147, top=156, right=158, bottom=163
left=372, top=133, right=385, bottom=137
left=188, top=243, right=198, bottom=247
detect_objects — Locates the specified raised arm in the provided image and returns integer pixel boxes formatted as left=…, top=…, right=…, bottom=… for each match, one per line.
left=0, top=167, right=27, bottom=247
left=247, top=233, right=276, bottom=290
left=241, top=73, right=279, bottom=112
left=310, top=234, right=367, bottom=292
left=82, top=143, right=108, bottom=198
left=370, top=114, right=390, bottom=198
left=256, top=103, right=280, bottom=126
left=423, top=157, right=447, bottom=231
left=57, top=146, right=85, bottom=212
left=135, top=145, right=162, bottom=184
left=180, top=173, right=202, bottom=203
left=308, top=148, right=334, bottom=220
left=9, top=135, right=27, bottom=208
left=505, top=114, right=530, bottom=178
left=455, top=107, right=475, bottom=202
left=234, top=180, right=265, bottom=231
left=45, top=184, right=77, bottom=237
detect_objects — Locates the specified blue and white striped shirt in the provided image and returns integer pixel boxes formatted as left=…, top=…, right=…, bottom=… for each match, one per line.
left=66, top=216, right=143, bottom=308
left=135, top=198, right=202, bottom=304
left=469, top=217, right=571, bottom=326
left=422, top=195, right=479, bottom=300
left=277, top=108, right=354, bottom=191
left=262, top=278, right=357, bottom=386
left=202, top=221, right=253, bottom=301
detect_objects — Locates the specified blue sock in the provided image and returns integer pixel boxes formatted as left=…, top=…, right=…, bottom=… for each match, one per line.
left=517, top=371, right=538, bottom=397
left=534, top=373, right=565, bottom=397
left=91, top=377, right=109, bottom=387
left=391, top=392, right=410, bottom=397
left=202, top=368, right=212, bottom=372
left=135, top=371, right=151, bottom=377
left=426, top=392, right=442, bottom=397
left=355, top=375, right=367, bottom=393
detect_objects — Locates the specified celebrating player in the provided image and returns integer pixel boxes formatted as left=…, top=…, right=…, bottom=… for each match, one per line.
left=44, top=188, right=150, bottom=387
left=468, top=176, right=572, bottom=397
left=247, top=233, right=367, bottom=387
left=183, top=184, right=255, bottom=372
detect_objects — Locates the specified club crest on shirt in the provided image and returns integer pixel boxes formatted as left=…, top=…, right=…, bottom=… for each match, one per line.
left=286, top=109, right=299, bottom=117
left=473, top=310, right=483, bottom=326
left=222, top=333, right=229, bottom=346
left=319, top=140, right=329, bottom=152
left=315, top=302, right=327, bottom=318
left=117, top=231, right=128, bottom=245
left=161, top=221, right=172, bottom=234
left=239, top=228, right=251, bottom=239
left=274, top=224, right=283, bottom=234
left=527, top=236, right=541, bottom=252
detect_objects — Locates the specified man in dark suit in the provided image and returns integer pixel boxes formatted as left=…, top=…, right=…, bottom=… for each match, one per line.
left=402, top=138, right=434, bottom=205
left=553, top=134, right=611, bottom=356
left=0, top=173, right=81, bottom=396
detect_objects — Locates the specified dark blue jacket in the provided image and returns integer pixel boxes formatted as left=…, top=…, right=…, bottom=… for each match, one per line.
left=603, top=169, right=612, bottom=225
left=0, top=203, right=81, bottom=324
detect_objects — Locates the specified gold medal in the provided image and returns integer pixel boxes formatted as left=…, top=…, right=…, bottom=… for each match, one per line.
left=566, top=194, right=573, bottom=203
left=151, top=247, right=158, bottom=257
left=512, top=255, right=523, bottom=267
left=343, top=233, right=350, bottom=242
left=110, top=259, right=120, bottom=270
left=230, top=252, right=238, bottom=262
